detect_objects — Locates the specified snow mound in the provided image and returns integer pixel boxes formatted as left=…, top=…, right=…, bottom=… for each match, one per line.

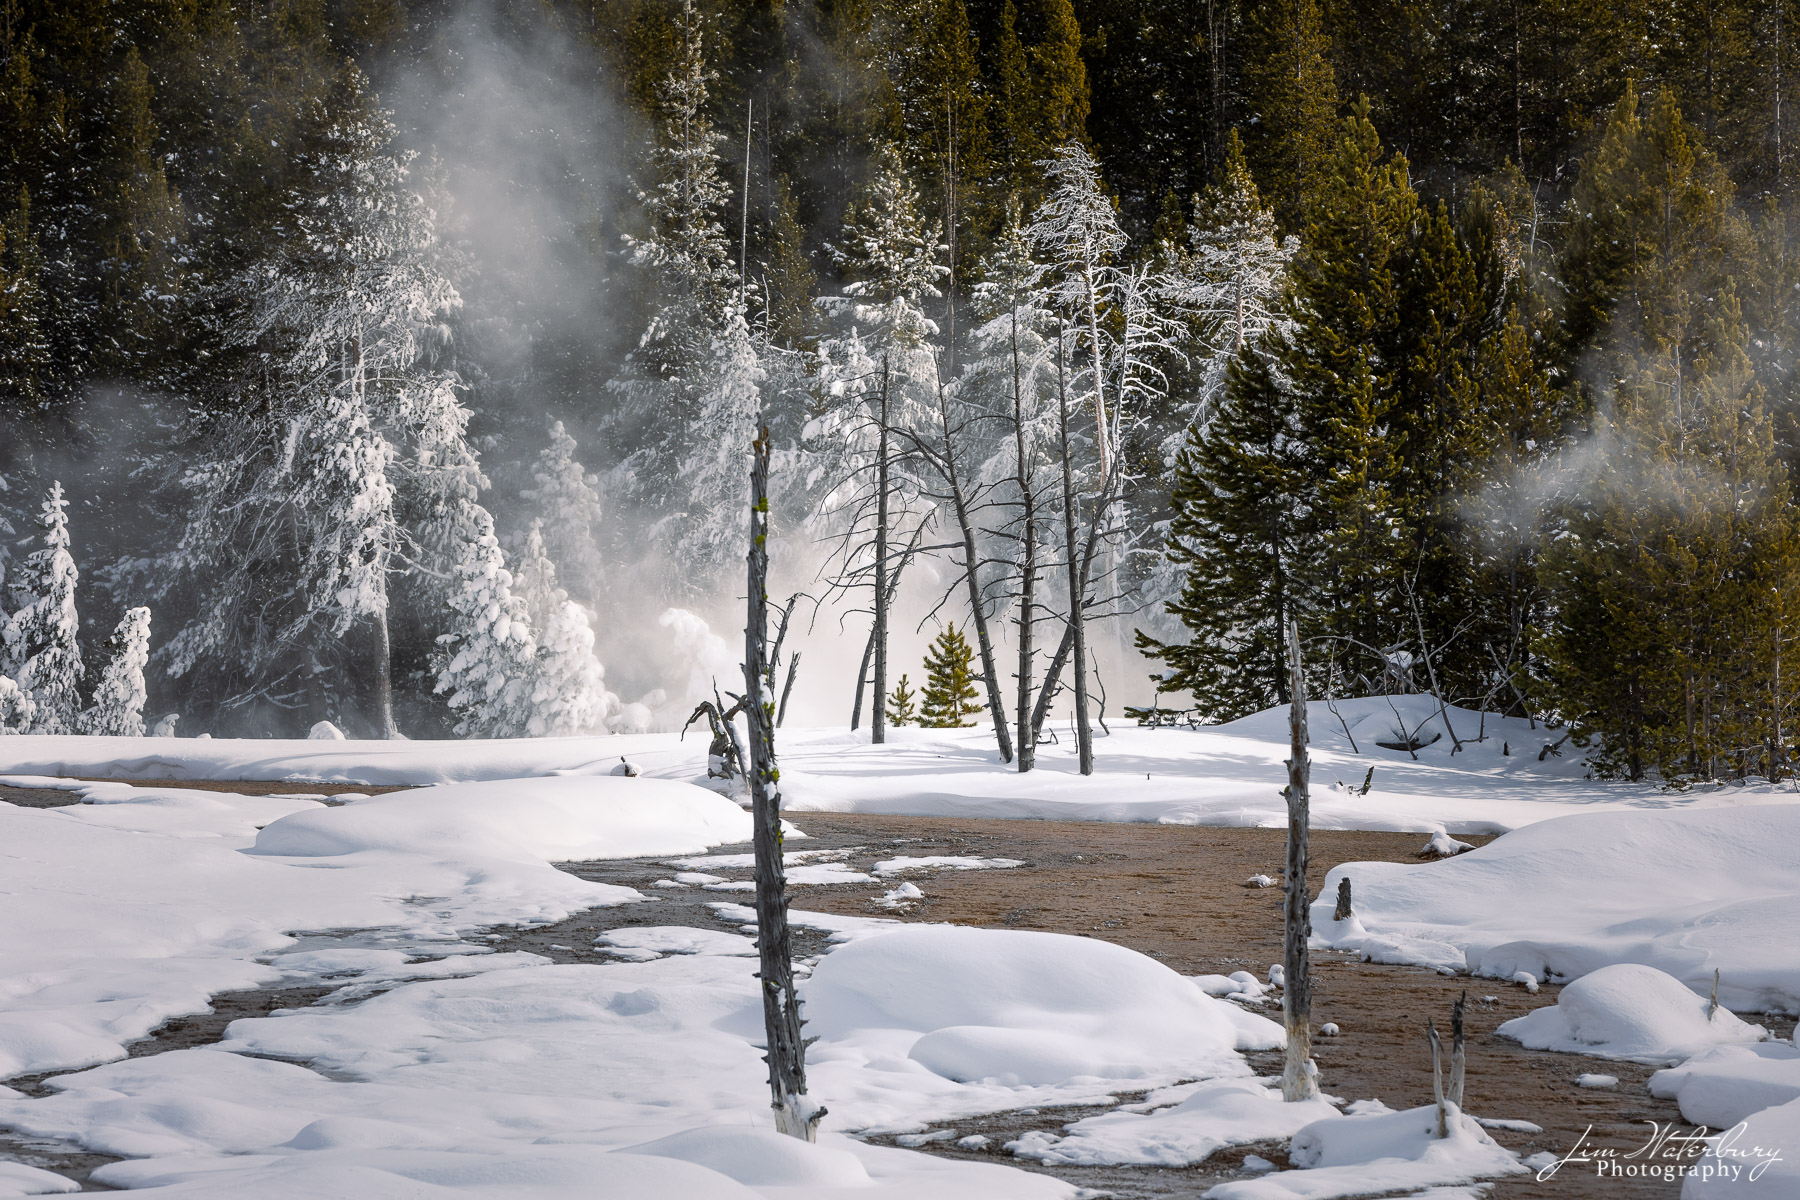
left=619, top=1127, right=870, bottom=1187
left=1497, top=964, right=1767, bottom=1064
left=1009, top=1079, right=1338, bottom=1166
left=1313, top=805, right=1800, bottom=1011
left=804, top=926, right=1281, bottom=1091
left=253, top=776, right=750, bottom=863
left=1681, top=1095, right=1800, bottom=1198
left=1649, top=1042, right=1800, bottom=1128
left=1202, top=1103, right=1525, bottom=1199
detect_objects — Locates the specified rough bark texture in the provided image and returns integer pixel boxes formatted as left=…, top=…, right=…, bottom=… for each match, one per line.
left=1282, top=618, right=1316, bottom=1101
left=872, top=357, right=891, bottom=746
left=370, top=607, right=397, bottom=739
left=744, top=425, right=821, bottom=1141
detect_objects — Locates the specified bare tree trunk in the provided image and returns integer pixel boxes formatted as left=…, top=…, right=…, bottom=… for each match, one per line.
left=744, top=424, right=822, bottom=1142
left=872, top=356, right=891, bottom=745
left=936, top=382, right=1013, bottom=762
left=1057, top=330, right=1093, bottom=774
left=850, top=632, right=873, bottom=731
left=778, top=652, right=800, bottom=727
left=1013, top=307, right=1037, bottom=773
left=1029, top=481, right=1110, bottom=744
left=369, top=604, right=397, bottom=739
left=1281, top=618, right=1316, bottom=1101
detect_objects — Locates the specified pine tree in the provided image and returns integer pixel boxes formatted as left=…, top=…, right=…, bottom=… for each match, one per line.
left=6, top=481, right=83, bottom=733
left=511, top=519, right=563, bottom=632
left=1284, top=101, right=1419, bottom=667
left=81, top=606, right=151, bottom=736
left=520, top=422, right=607, bottom=605
left=1243, top=0, right=1340, bottom=222
left=886, top=673, right=918, bottom=725
left=530, top=597, right=616, bottom=738
left=676, top=306, right=765, bottom=583
left=920, top=623, right=983, bottom=726
left=1543, top=290, right=1796, bottom=781
left=97, top=47, right=186, bottom=379
left=1163, top=130, right=1296, bottom=453
left=609, top=0, right=739, bottom=514
left=435, top=508, right=538, bottom=738
left=0, top=187, right=51, bottom=413
left=1140, top=349, right=1302, bottom=718
left=161, top=64, right=466, bottom=736
left=0, top=674, right=34, bottom=735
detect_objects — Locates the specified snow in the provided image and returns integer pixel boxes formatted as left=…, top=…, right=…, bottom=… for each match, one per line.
left=0, top=775, right=750, bottom=1081
left=1649, top=1042, right=1800, bottom=1128
left=0, top=776, right=1084, bottom=1199
left=1575, top=1073, right=1618, bottom=1088
left=1497, top=964, right=1767, bottom=1064
left=252, top=776, right=750, bottom=863
left=1681, top=1096, right=1800, bottom=1197
left=1312, top=804, right=1800, bottom=1012
left=1009, top=1080, right=1338, bottom=1166
left=0, top=1162, right=77, bottom=1195
left=800, top=925, right=1283, bottom=1131
left=1201, top=1104, right=1525, bottom=1199
left=872, top=855, right=1023, bottom=874
left=8, top=697, right=1790, bottom=836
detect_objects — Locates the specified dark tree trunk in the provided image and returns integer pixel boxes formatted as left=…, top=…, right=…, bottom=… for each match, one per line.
left=1056, top=331, right=1093, bottom=774
left=872, top=356, right=890, bottom=745
left=936, top=381, right=1013, bottom=763
left=1013, top=310, right=1037, bottom=773
left=744, top=424, right=822, bottom=1141
left=1281, top=618, right=1316, bottom=1101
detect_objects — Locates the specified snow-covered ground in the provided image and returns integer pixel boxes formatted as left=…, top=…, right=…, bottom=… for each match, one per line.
left=0, top=769, right=1467, bottom=1199
left=1314, top=802, right=1800, bottom=1197
left=4, top=701, right=1798, bottom=1196
left=7, top=696, right=1797, bottom=834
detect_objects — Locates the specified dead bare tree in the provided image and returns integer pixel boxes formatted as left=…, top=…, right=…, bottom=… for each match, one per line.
left=897, top=373, right=1015, bottom=762
left=1056, top=322, right=1094, bottom=774
left=1281, top=617, right=1317, bottom=1101
left=744, top=423, right=822, bottom=1141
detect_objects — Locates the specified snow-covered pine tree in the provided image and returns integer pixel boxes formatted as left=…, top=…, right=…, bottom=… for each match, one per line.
left=520, top=422, right=606, bottom=605
left=435, top=508, right=538, bottom=738
left=511, top=519, right=563, bottom=632
left=1162, top=130, right=1296, bottom=458
left=530, top=596, right=615, bottom=737
left=920, top=623, right=982, bottom=728
left=81, top=606, right=151, bottom=736
left=159, top=64, right=470, bottom=736
left=0, top=674, right=33, bottom=734
left=7, top=481, right=83, bottom=733
left=608, top=0, right=739, bottom=524
left=511, top=517, right=616, bottom=736
left=675, top=304, right=765, bottom=581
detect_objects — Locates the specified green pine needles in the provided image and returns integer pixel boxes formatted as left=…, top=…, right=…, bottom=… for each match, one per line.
left=920, top=624, right=983, bottom=728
